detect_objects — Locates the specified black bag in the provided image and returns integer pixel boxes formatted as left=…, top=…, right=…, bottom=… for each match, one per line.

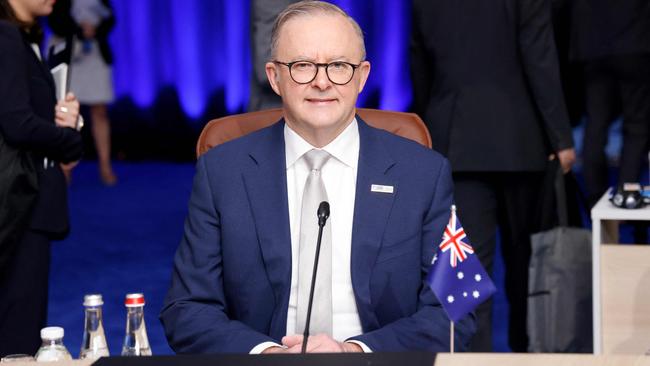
left=0, top=132, right=38, bottom=271
left=527, top=160, right=593, bottom=352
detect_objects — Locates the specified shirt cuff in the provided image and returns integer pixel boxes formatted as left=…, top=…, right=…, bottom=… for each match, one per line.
left=346, top=340, right=372, bottom=353
left=249, top=341, right=285, bottom=354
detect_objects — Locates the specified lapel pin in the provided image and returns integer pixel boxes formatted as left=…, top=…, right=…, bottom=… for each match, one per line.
left=371, top=184, right=394, bottom=194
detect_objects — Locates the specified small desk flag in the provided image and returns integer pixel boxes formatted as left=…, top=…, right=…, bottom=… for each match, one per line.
left=427, top=205, right=497, bottom=322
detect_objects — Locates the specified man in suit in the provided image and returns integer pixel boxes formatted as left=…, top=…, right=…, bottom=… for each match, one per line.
left=161, top=0, right=474, bottom=354
left=248, top=0, right=297, bottom=111
left=570, top=0, right=650, bottom=209
left=410, top=0, right=575, bottom=352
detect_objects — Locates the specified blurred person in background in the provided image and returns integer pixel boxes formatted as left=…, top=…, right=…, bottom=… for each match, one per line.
left=0, top=0, right=83, bottom=356
left=551, top=0, right=585, bottom=128
left=248, top=0, right=297, bottom=111
left=49, top=0, right=116, bottom=185
left=411, top=0, right=575, bottom=351
left=570, top=0, right=650, bottom=210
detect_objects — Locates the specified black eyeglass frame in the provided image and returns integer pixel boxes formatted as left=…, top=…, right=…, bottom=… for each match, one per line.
left=273, top=60, right=362, bottom=85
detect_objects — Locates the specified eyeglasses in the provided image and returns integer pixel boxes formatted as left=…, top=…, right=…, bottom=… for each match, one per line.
left=273, top=60, right=361, bottom=85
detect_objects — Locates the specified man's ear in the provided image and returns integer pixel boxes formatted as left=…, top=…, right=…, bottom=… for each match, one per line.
left=357, top=60, right=371, bottom=94
left=265, top=62, right=282, bottom=96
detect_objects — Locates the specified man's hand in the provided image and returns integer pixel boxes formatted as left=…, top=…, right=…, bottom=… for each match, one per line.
left=261, top=346, right=292, bottom=354
left=556, top=148, right=576, bottom=173
left=281, top=334, right=363, bottom=353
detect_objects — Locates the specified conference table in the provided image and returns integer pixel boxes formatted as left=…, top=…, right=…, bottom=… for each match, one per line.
left=5, top=353, right=650, bottom=366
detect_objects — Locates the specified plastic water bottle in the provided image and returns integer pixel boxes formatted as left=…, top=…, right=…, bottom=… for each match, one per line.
left=79, top=294, right=110, bottom=359
left=121, top=293, right=152, bottom=356
left=34, top=327, right=72, bottom=362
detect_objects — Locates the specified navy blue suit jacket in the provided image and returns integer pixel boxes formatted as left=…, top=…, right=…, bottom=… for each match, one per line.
left=160, top=117, right=475, bottom=353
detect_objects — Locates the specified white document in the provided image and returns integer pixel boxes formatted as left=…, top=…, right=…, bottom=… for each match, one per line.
left=50, top=63, right=69, bottom=101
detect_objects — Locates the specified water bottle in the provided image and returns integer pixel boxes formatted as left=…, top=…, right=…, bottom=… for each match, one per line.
left=121, top=293, right=152, bottom=356
left=79, top=294, right=109, bottom=359
left=34, top=327, right=72, bottom=362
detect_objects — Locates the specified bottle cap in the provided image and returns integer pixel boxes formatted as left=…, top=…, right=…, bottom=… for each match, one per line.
left=124, top=293, right=145, bottom=307
left=83, top=294, right=104, bottom=307
left=41, top=326, right=64, bottom=340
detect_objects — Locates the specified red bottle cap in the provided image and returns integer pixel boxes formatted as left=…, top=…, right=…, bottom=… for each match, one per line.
left=124, top=293, right=145, bottom=307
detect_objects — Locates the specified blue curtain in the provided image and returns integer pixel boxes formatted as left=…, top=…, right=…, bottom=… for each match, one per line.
left=110, top=0, right=412, bottom=123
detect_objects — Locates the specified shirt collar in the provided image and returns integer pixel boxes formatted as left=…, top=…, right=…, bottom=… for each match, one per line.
left=284, top=118, right=360, bottom=169
left=31, top=43, right=42, bottom=61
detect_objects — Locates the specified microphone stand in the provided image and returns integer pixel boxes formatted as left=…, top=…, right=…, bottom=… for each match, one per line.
left=301, top=202, right=329, bottom=354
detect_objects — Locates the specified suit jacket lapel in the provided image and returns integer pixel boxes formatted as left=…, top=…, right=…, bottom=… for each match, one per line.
left=20, top=32, right=56, bottom=95
left=241, top=121, right=292, bottom=339
left=351, top=118, right=398, bottom=330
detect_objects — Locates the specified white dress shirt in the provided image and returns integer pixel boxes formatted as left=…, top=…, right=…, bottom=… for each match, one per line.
left=250, top=119, right=370, bottom=353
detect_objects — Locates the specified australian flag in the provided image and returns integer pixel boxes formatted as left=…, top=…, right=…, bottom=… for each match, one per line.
left=426, top=205, right=497, bottom=322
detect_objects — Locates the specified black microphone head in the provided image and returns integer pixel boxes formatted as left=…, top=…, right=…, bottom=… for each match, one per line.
left=317, top=201, right=330, bottom=227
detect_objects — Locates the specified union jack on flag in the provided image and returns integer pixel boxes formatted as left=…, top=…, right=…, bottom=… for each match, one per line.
left=440, top=211, right=474, bottom=267
left=426, top=205, right=496, bottom=322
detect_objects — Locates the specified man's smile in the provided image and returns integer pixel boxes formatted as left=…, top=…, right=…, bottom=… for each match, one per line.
left=305, top=98, right=337, bottom=105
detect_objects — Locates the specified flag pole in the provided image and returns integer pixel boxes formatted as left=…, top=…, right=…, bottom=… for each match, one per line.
left=449, top=204, right=456, bottom=354
left=450, top=321, right=455, bottom=353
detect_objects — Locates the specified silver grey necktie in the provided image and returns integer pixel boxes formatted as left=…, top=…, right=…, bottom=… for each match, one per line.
left=296, top=149, right=333, bottom=336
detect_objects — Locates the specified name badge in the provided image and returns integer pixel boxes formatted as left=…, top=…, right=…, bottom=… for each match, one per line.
left=371, top=184, right=394, bottom=194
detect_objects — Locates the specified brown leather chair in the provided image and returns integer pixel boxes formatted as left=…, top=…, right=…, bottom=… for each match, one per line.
left=196, top=108, right=432, bottom=158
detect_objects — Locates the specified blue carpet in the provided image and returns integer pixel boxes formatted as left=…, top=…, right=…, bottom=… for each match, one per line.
left=48, top=161, right=195, bottom=356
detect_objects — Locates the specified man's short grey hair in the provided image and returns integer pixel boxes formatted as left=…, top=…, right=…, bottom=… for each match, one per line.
left=270, top=0, right=366, bottom=61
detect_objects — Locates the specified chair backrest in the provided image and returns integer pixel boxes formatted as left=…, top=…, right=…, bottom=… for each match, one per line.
left=196, top=108, right=431, bottom=158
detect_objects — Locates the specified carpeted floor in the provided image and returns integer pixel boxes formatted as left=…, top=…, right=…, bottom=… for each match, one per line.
left=48, top=161, right=195, bottom=356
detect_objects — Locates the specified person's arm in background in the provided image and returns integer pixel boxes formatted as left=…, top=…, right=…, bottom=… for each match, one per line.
left=92, top=1, right=116, bottom=65
left=0, top=24, right=82, bottom=163
left=409, top=0, right=435, bottom=120
left=93, top=0, right=115, bottom=41
left=48, top=0, right=82, bottom=38
left=518, top=0, right=576, bottom=172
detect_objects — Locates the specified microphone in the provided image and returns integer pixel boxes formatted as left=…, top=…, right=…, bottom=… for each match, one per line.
left=301, top=201, right=330, bottom=354
left=317, top=201, right=330, bottom=227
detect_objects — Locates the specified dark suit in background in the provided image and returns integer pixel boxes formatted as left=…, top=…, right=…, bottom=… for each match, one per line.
left=570, top=0, right=650, bottom=207
left=411, top=0, right=574, bottom=351
left=248, top=0, right=296, bottom=111
left=551, top=0, right=585, bottom=127
left=0, top=21, right=83, bottom=356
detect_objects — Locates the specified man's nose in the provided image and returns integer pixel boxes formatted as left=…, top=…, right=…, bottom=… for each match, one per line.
left=311, top=66, right=331, bottom=89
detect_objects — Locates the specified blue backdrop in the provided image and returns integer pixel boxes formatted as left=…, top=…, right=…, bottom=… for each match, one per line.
left=109, top=0, right=413, bottom=122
